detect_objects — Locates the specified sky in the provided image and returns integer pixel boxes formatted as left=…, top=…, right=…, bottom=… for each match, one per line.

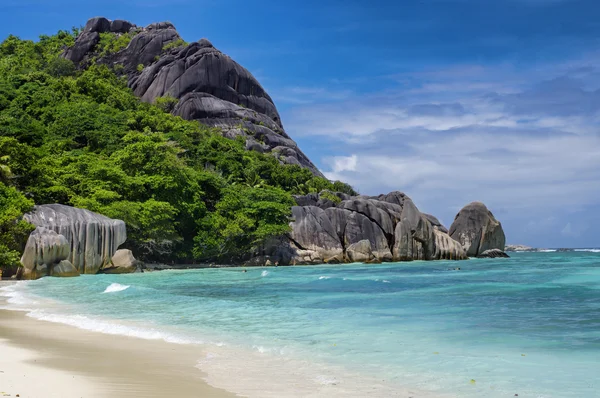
left=1, top=0, right=599, bottom=248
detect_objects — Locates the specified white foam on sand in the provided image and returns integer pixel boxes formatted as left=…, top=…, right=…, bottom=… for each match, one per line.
left=25, top=309, right=201, bottom=345
left=103, top=283, right=130, bottom=293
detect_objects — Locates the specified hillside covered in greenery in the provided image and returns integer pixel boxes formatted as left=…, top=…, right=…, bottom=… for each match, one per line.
left=0, top=28, right=355, bottom=270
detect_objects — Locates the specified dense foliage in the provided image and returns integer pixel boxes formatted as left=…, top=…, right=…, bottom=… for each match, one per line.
left=0, top=29, right=356, bottom=266
left=0, top=182, right=34, bottom=272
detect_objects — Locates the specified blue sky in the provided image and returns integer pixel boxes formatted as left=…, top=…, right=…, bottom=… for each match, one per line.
left=2, top=0, right=600, bottom=248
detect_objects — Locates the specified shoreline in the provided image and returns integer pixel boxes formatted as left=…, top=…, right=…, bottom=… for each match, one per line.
left=0, top=278, right=445, bottom=398
left=0, top=283, right=236, bottom=398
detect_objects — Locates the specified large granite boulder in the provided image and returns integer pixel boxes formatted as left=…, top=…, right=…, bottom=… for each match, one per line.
left=287, top=206, right=344, bottom=264
left=24, top=204, right=126, bottom=275
left=392, top=198, right=435, bottom=261
left=20, top=227, right=71, bottom=279
left=101, top=249, right=141, bottom=274
left=326, top=207, right=393, bottom=261
left=346, top=240, right=375, bottom=263
left=50, top=260, right=80, bottom=277
left=432, top=230, right=467, bottom=260
left=449, top=202, right=506, bottom=257
left=63, top=17, right=323, bottom=176
left=251, top=191, right=468, bottom=265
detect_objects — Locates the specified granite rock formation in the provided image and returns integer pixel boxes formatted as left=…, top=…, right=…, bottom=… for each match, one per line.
left=449, top=202, right=506, bottom=257
left=63, top=17, right=322, bottom=176
left=101, top=249, right=141, bottom=274
left=254, top=191, right=468, bottom=265
left=23, top=204, right=126, bottom=275
left=477, top=249, right=510, bottom=258
left=50, top=260, right=81, bottom=277
left=504, top=244, right=537, bottom=252
left=20, top=227, right=72, bottom=279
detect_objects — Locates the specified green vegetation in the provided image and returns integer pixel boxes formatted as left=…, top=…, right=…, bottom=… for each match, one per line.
left=319, top=191, right=342, bottom=204
left=154, top=95, right=179, bottom=113
left=0, top=182, right=34, bottom=272
left=97, top=31, right=136, bottom=56
left=0, top=30, right=356, bottom=265
left=162, top=39, right=187, bottom=51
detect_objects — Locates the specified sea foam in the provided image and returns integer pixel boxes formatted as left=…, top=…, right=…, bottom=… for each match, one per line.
left=26, top=310, right=199, bottom=345
left=103, top=283, right=130, bottom=293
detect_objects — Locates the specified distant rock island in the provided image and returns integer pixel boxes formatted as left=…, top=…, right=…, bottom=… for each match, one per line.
left=505, top=244, right=539, bottom=252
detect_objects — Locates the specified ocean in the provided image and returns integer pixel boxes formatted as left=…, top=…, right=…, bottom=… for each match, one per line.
left=2, top=251, right=599, bottom=397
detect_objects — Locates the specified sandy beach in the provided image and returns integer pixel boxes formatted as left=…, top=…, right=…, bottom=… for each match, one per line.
left=0, top=282, right=236, bottom=398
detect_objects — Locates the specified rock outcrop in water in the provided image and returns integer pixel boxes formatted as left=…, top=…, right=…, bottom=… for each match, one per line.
left=63, top=17, right=322, bottom=176
left=449, top=202, right=506, bottom=257
left=23, top=204, right=126, bottom=276
left=477, top=249, right=510, bottom=258
left=504, top=244, right=537, bottom=252
left=252, top=191, right=468, bottom=265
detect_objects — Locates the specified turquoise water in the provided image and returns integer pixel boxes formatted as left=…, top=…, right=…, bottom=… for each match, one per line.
left=2, top=252, right=600, bottom=397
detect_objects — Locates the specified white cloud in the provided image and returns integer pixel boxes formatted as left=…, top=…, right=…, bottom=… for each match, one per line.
left=324, top=155, right=358, bottom=173
left=280, top=58, right=600, bottom=247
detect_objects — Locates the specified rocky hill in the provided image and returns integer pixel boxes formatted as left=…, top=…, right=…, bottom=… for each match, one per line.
left=0, top=18, right=509, bottom=278
left=63, top=17, right=322, bottom=176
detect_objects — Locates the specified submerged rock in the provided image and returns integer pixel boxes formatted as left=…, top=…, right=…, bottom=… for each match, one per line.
left=478, top=249, right=510, bottom=258
left=24, top=204, right=126, bottom=275
left=449, top=202, right=506, bottom=257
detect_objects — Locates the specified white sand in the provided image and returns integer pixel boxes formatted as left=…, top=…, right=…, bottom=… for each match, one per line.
left=0, top=339, right=100, bottom=398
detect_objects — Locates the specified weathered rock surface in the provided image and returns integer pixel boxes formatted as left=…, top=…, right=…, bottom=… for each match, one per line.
left=286, top=206, right=344, bottom=264
left=50, top=260, right=80, bottom=277
left=449, top=202, right=506, bottom=257
left=346, top=240, right=375, bottom=263
left=63, top=17, right=323, bottom=176
left=24, top=204, right=126, bottom=275
left=102, top=249, right=141, bottom=274
left=253, top=191, right=469, bottom=265
left=20, top=227, right=70, bottom=279
left=478, top=249, right=510, bottom=258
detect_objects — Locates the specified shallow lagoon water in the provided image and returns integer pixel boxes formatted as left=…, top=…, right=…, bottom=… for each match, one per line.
left=2, top=252, right=600, bottom=397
